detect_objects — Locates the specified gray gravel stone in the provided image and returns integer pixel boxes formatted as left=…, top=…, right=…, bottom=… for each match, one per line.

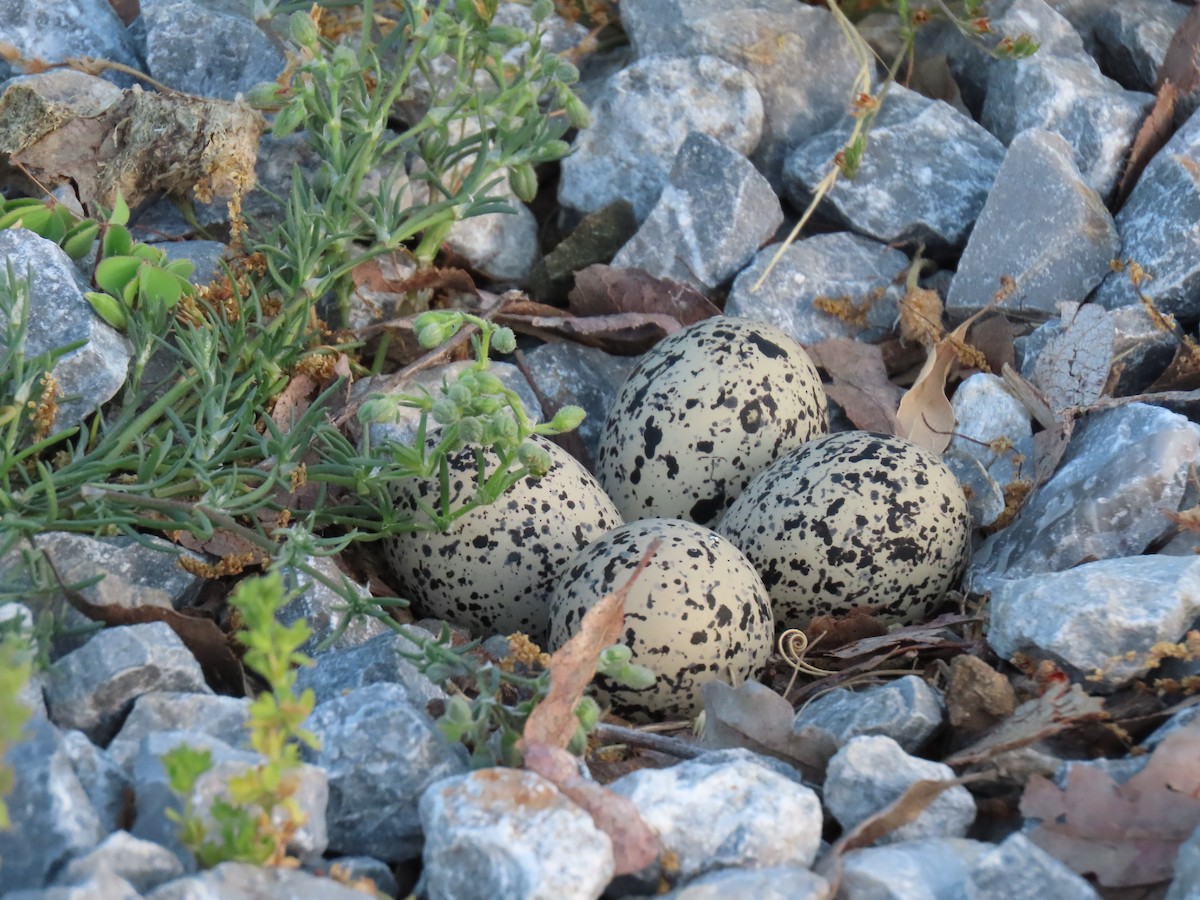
left=529, top=202, right=638, bottom=304
left=946, top=128, right=1118, bottom=319
left=1090, top=0, right=1189, bottom=93
left=725, top=233, right=909, bottom=344
left=559, top=55, right=763, bottom=222
left=45, top=622, right=212, bottom=745
left=443, top=174, right=539, bottom=286
left=60, top=729, right=131, bottom=832
left=618, top=0, right=795, bottom=59
left=659, top=865, right=829, bottom=900
left=56, top=830, right=185, bottom=894
left=420, top=767, right=615, bottom=900
left=138, top=0, right=286, bottom=100
left=0, top=230, right=131, bottom=431
left=292, top=628, right=446, bottom=709
left=1168, top=822, right=1200, bottom=900
left=0, top=0, right=142, bottom=87
left=302, top=683, right=467, bottom=862
left=521, top=342, right=640, bottom=464
left=146, top=862, right=369, bottom=899
left=307, top=856, right=399, bottom=899
left=7, top=868, right=143, bottom=899
left=276, top=555, right=391, bottom=656
left=943, top=451, right=1007, bottom=530
left=784, top=84, right=1005, bottom=251
left=980, top=0, right=1153, bottom=199
left=1092, top=108, right=1200, bottom=317
left=987, top=555, right=1200, bottom=691
left=969, top=403, right=1200, bottom=587
left=107, top=691, right=251, bottom=775
left=608, top=749, right=822, bottom=883
left=792, top=675, right=945, bottom=755
left=612, top=132, right=783, bottom=293
left=156, top=240, right=231, bottom=289
left=0, top=716, right=105, bottom=892
left=824, top=736, right=976, bottom=843
left=967, top=833, right=1100, bottom=898
left=948, top=373, right=1033, bottom=488
left=839, top=838, right=990, bottom=899
left=132, top=731, right=328, bottom=867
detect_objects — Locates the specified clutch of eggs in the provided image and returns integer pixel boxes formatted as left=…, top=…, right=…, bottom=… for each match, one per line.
left=595, top=317, right=829, bottom=527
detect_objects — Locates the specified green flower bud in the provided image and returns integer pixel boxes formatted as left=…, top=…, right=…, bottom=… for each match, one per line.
left=330, top=44, right=357, bottom=77
left=473, top=371, right=506, bottom=394
left=548, top=405, right=585, bottom=433
left=563, top=92, right=590, bottom=129
left=431, top=398, right=460, bottom=425
left=574, top=696, right=601, bottom=731
left=458, top=416, right=483, bottom=444
left=487, top=412, right=519, bottom=445
left=530, top=0, right=553, bottom=22
left=447, top=382, right=473, bottom=406
left=532, top=139, right=572, bottom=164
left=271, top=100, right=307, bottom=138
left=469, top=395, right=501, bottom=415
left=509, top=164, right=538, bottom=203
left=245, top=81, right=287, bottom=109
left=289, top=11, right=320, bottom=49
left=597, top=644, right=632, bottom=671
left=518, top=440, right=553, bottom=476
left=486, top=25, right=529, bottom=47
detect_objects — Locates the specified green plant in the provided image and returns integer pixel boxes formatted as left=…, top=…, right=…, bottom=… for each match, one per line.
left=162, top=571, right=317, bottom=867
left=0, top=628, right=33, bottom=838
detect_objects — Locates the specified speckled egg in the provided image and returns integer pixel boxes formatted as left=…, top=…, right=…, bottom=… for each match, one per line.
left=383, top=435, right=622, bottom=641
left=716, top=431, right=971, bottom=631
left=595, top=317, right=828, bottom=528
left=546, top=518, right=774, bottom=722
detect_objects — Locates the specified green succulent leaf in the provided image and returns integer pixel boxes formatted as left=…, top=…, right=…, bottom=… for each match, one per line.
left=139, top=264, right=186, bottom=310
left=84, top=290, right=128, bottom=329
left=101, top=223, right=133, bottom=259
left=95, top=255, right=142, bottom=296
left=109, top=192, right=131, bottom=227
left=61, top=220, right=101, bottom=260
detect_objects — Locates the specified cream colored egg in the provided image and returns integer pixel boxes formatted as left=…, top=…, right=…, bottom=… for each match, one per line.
left=547, top=518, right=774, bottom=722
left=596, top=317, right=828, bottom=527
left=716, top=431, right=971, bottom=631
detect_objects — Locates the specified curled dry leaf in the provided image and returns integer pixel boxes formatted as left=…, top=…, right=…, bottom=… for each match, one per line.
left=1029, top=302, right=1113, bottom=415
left=567, top=264, right=719, bottom=325
left=807, top=339, right=904, bottom=433
left=1020, top=721, right=1200, bottom=887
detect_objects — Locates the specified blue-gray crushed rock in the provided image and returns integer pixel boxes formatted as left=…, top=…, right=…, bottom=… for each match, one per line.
left=1091, top=109, right=1200, bottom=317
left=969, top=404, right=1200, bottom=587
left=291, top=628, right=446, bottom=709
left=658, top=866, right=829, bottom=900
left=0, top=230, right=131, bottom=432
left=0, top=717, right=105, bottom=892
left=6, top=869, right=143, bottom=900
left=156, top=240, right=231, bottom=288
left=783, top=84, right=1005, bottom=251
left=1088, top=0, right=1189, bottom=93
left=60, top=729, right=131, bottom=832
left=56, top=829, right=185, bottom=894
left=979, top=0, right=1153, bottom=199
left=45, top=621, right=212, bottom=745
left=987, top=555, right=1200, bottom=691
left=824, top=736, right=976, bottom=843
left=948, top=373, right=1033, bottom=489
left=307, top=856, right=399, bottom=899
left=558, top=55, right=763, bottom=222
left=302, top=683, right=467, bottom=863
left=0, top=0, right=142, bottom=87
left=967, top=832, right=1101, bottom=899
left=420, top=767, right=615, bottom=900
left=137, top=0, right=286, bottom=100
left=792, top=675, right=945, bottom=755
left=617, top=0, right=796, bottom=60
left=943, top=451, right=1007, bottom=530
left=612, top=132, right=783, bottom=293
left=725, top=232, right=909, bottom=344
left=145, top=861, right=371, bottom=899
left=275, top=555, right=391, bottom=656
left=107, top=691, right=251, bottom=775
left=840, top=838, right=991, bottom=898
left=528, top=201, right=639, bottom=304
left=946, top=128, right=1118, bottom=319
left=1168, top=823, right=1200, bottom=900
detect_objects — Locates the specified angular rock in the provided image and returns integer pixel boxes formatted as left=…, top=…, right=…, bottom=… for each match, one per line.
left=792, top=675, right=945, bottom=755
left=946, top=129, right=1119, bottom=319
left=56, top=830, right=185, bottom=894
left=824, top=736, right=976, bottom=843
left=1090, top=0, right=1189, bottom=93
left=725, top=232, right=909, bottom=344
left=145, top=862, right=370, bottom=899
left=608, top=749, right=822, bottom=884
left=0, top=717, right=105, bottom=892
left=968, top=833, right=1101, bottom=898
left=0, top=0, right=142, bottom=87
left=291, top=628, right=446, bottom=708
left=783, top=84, right=1005, bottom=251
left=943, top=450, right=1007, bottom=530
left=558, top=55, right=763, bottom=221
left=987, top=555, right=1200, bottom=691
left=307, top=856, right=399, bottom=899
left=132, top=731, right=328, bottom=867
left=659, top=865, right=829, bottom=900
left=45, top=621, right=212, bottom=745
left=840, top=838, right=990, bottom=898
left=276, top=555, right=391, bottom=656
left=138, top=0, right=286, bottom=100
left=107, top=691, right=251, bottom=775
left=1168, top=822, right=1200, bottom=900
left=612, top=132, right=783, bottom=293
left=157, top=240, right=231, bottom=289
left=420, top=768, right=615, bottom=900
left=60, top=729, right=132, bottom=832
left=970, top=403, right=1200, bottom=586
left=948, top=373, right=1033, bottom=488
left=1092, top=109, right=1200, bottom=317
left=6, top=868, right=142, bottom=899
left=979, top=0, right=1153, bottom=199
left=302, top=683, right=467, bottom=862
left=0, top=230, right=131, bottom=431
left=444, top=179, right=539, bottom=286
left=528, top=201, right=638, bottom=304
left=520, top=342, right=640, bottom=464
left=617, top=0, right=796, bottom=60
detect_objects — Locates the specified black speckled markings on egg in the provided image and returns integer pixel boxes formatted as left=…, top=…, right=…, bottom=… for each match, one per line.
left=383, top=435, right=622, bottom=642
left=596, top=317, right=829, bottom=528
left=716, top=431, right=971, bottom=632
left=547, top=518, right=774, bottom=723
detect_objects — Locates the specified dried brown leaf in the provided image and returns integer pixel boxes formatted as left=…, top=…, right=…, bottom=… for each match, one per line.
left=520, top=540, right=661, bottom=751
left=806, top=607, right=889, bottom=652
left=497, top=310, right=685, bottom=355
left=820, top=614, right=979, bottom=660
left=1030, top=302, right=1113, bottom=415
left=567, top=265, right=719, bottom=324
left=1118, top=81, right=1178, bottom=205
left=522, top=742, right=663, bottom=875
left=807, top=339, right=904, bottom=433
left=1146, top=337, right=1200, bottom=393
left=1000, top=364, right=1075, bottom=485
left=1020, top=721, right=1200, bottom=887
